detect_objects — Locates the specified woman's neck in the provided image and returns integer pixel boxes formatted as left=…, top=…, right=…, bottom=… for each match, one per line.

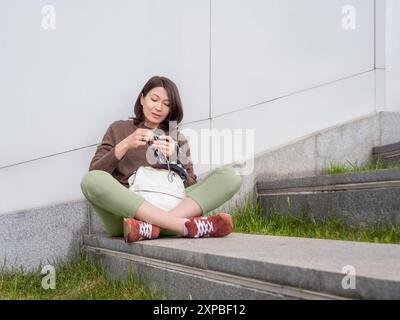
left=144, top=120, right=158, bottom=129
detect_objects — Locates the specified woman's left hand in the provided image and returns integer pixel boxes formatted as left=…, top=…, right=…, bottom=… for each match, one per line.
left=152, top=135, right=177, bottom=158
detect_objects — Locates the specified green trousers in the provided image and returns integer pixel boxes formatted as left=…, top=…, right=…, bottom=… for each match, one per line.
left=80, top=164, right=242, bottom=237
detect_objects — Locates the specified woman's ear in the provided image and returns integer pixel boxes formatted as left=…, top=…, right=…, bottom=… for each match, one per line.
left=140, top=93, right=144, bottom=106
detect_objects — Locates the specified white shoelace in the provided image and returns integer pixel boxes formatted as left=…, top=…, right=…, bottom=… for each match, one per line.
left=139, top=223, right=152, bottom=239
left=194, top=218, right=214, bottom=238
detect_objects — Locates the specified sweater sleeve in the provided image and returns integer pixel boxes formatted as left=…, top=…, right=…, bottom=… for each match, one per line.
left=176, top=132, right=198, bottom=187
left=89, top=123, right=122, bottom=173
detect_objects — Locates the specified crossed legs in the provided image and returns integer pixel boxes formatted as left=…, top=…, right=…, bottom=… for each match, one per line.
left=80, top=165, right=242, bottom=237
left=134, top=197, right=203, bottom=235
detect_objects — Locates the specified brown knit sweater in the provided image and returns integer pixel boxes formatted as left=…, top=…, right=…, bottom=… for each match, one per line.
left=88, top=119, right=198, bottom=188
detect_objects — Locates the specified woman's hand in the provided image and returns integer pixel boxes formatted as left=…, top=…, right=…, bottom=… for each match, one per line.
left=115, top=128, right=153, bottom=160
left=152, top=135, right=177, bottom=158
left=125, top=128, right=153, bottom=149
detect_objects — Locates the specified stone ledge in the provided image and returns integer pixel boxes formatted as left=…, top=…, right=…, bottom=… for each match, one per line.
left=256, top=169, right=400, bottom=226
left=256, top=168, right=400, bottom=192
left=372, top=141, right=400, bottom=155
left=0, top=200, right=89, bottom=271
left=83, top=233, right=400, bottom=299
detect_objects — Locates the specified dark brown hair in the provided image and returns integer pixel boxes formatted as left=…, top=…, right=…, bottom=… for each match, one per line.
left=129, top=76, right=184, bottom=132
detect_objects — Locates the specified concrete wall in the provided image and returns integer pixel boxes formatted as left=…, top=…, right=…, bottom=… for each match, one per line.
left=374, top=0, right=400, bottom=112
left=0, top=0, right=380, bottom=214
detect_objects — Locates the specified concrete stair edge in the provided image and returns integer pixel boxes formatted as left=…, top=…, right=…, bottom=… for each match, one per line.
left=82, top=233, right=400, bottom=300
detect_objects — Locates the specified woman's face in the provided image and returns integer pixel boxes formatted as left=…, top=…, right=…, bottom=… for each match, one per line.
left=140, top=86, right=170, bottom=128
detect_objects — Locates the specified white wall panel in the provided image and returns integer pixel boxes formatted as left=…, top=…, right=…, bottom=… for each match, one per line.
left=376, top=0, right=386, bottom=69
left=0, top=0, right=209, bottom=168
left=211, top=0, right=375, bottom=117
left=211, top=71, right=375, bottom=169
left=385, top=0, right=400, bottom=110
left=375, top=69, right=386, bottom=111
left=179, top=0, right=210, bottom=123
left=0, top=147, right=93, bottom=214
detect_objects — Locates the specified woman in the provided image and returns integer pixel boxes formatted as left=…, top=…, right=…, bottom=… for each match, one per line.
left=80, top=76, right=242, bottom=243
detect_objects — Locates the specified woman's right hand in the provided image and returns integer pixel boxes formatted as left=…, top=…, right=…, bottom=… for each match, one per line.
left=114, top=128, right=153, bottom=160
left=124, top=128, right=153, bottom=150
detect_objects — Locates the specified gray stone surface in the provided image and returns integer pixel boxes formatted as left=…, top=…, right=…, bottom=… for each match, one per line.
left=379, top=112, right=400, bottom=146
left=315, top=113, right=380, bottom=170
left=372, top=141, right=400, bottom=165
left=257, top=168, right=400, bottom=191
left=373, top=154, right=400, bottom=165
left=373, top=142, right=400, bottom=155
left=85, top=249, right=309, bottom=300
left=83, top=233, right=400, bottom=299
left=89, top=205, right=108, bottom=234
left=258, top=188, right=400, bottom=226
left=256, top=169, right=400, bottom=226
left=0, top=200, right=89, bottom=271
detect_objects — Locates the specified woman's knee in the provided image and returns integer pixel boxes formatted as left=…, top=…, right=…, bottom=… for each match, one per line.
left=216, top=165, right=242, bottom=195
left=80, top=170, right=112, bottom=199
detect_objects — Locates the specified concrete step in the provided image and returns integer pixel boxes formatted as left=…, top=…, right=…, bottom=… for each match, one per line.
left=256, top=168, right=400, bottom=226
left=82, top=233, right=400, bottom=300
left=372, top=141, right=400, bottom=165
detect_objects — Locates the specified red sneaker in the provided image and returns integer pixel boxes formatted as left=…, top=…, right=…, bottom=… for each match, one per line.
left=184, top=213, right=233, bottom=238
left=123, top=218, right=161, bottom=243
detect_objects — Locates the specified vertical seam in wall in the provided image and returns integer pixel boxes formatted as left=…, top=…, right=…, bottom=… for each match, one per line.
left=209, top=0, right=212, bottom=121
left=374, top=0, right=377, bottom=70
left=374, top=0, right=377, bottom=112
left=209, top=0, right=212, bottom=170
left=374, top=71, right=378, bottom=112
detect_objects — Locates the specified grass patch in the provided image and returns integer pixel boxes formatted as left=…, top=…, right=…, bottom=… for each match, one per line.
left=0, top=252, right=164, bottom=300
left=231, top=195, right=400, bottom=244
left=322, top=157, right=400, bottom=175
